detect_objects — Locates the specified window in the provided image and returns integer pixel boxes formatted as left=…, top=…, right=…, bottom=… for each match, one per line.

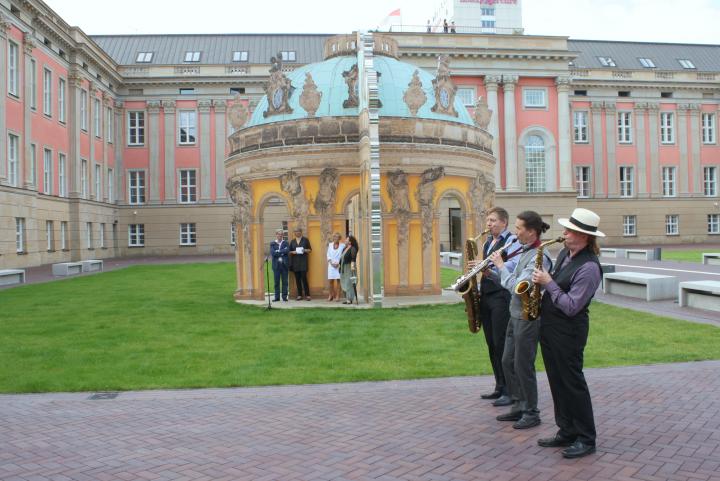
left=43, top=149, right=52, bottom=194
left=660, top=112, right=674, bottom=144
left=86, top=222, right=93, bottom=249
left=94, top=164, right=101, bottom=199
left=81, top=160, right=88, bottom=199
left=7, top=133, right=19, bottom=187
left=638, top=58, right=656, bottom=68
left=179, top=170, right=197, bottom=203
left=30, top=59, right=37, bottom=109
left=180, top=223, right=197, bottom=246
left=106, top=107, right=113, bottom=142
left=184, top=51, right=201, bottom=62
left=43, top=69, right=52, bottom=116
left=30, top=144, right=36, bottom=186
left=573, top=111, right=588, bottom=143
left=230, top=223, right=236, bottom=245
left=617, top=112, right=632, bottom=143
left=136, top=52, right=153, bottom=63
left=618, top=91, right=630, bottom=98
left=128, top=111, right=145, bottom=145
left=709, top=214, right=720, bottom=234
left=661, top=92, right=673, bottom=99
left=598, top=56, right=616, bottom=67
left=129, top=224, right=145, bottom=247
left=230, top=87, right=245, bottom=95
left=178, top=111, right=197, bottom=144
left=94, top=98, right=101, bottom=137
left=623, top=215, right=636, bottom=236
left=179, top=88, right=195, bottom=95
left=280, top=51, right=296, bottom=62
left=481, top=7, right=495, bottom=15
left=678, top=59, right=696, bottom=69
left=665, top=215, right=679, bottom=235
left=702, top=113, right=716, bottom=144
left=99, top=223, right=105, bottom=248
left=8, top=41, right=19, bottom=96
left=46, top=221, right=54, bottom=251
left=129, top=171, right=146, bottom=205
left=232, top=51, right=248, bottom=62
left=60, top=221, right=68, bottom=250
left=107, top=168, right=114, bottom=202
left=662, top=166, right=676, bottom=197
left=575, top=166, right=590, bottom=198
left=574, top=90, right=587, bottom=96
left=525, top=135, right=545, bottom=193
left=16, top=218, right=25, bottom=253
left=481, top=20, right=495, bottom=28
left=80, top=90, right=88, bottom=131
left=619, top=166, right=634, bottom=197
left=704, top=167, right=717, bottom=196
left=456, top=87, right=475, bottom=106
left=523, top=89, right=546, bottom=108
left=58, top=153, right=66, bottom=197
left=58, top=78, right=66, bottom=122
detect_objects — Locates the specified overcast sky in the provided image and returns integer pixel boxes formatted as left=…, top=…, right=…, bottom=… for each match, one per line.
left=47, top=0, right=719, bottom=44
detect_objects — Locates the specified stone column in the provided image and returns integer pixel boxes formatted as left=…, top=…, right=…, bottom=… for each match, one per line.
left=556, top=76, right=574, bottom=192
left=213, top=100, right=227, bottom=201
left=67, top=69, right=84, bottom=198
left=634, top=103, right=648, bottom=197
left=88, top=83, right=97, bottom=200
left=689, top=104, right=701, bottom=195
left=147, top=100, right=161, bottom=203
left=114, top=100, right=124, bottom=203
left=604, top=102, right=617, bottom=196
left=647, top=103, right=660, bottom=196
left=102, top=93, right=110, bottom=202
left=162, top=100, right=176, bottom=203
left=591, top=102, right=605, bottom=197
left=677, top=104, right=689, bottom=196
left=502, top=75, right=519, bottom=191
left=484, top=75, right=501, bottom=190
left=23, top=33, right=36, bottom=189
left=199, top=99, right=212, bottom=203
left=0, top=16, right=10, bottom=184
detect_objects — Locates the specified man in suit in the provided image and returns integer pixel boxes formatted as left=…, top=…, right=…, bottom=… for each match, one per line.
left=269, top=229, right=289, bottom=302
left=289, top=228, right=313, bottom=301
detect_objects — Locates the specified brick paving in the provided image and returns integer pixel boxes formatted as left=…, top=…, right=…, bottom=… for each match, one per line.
left=2, top=361, right=720, bottom=481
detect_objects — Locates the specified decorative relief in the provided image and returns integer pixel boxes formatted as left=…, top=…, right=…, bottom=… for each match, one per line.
left=228, top=97, right=250, bottom=130
left=213, top=99, right=227, bottom=113
left=161, top=99, right=176, bottom=112
left=555, top=76, right=572, bottom=90
left=469, top=172, right=495, bottom=231
left=263, top=53, right=294, bottom=118
left=314, top=168, right=340, bottom=245
left=415, top=166, right=445, bottom=250
left=388, top=169, right=411, bottom=287
left=0, top=13, right=12, bottom=32
left=430, top=55, right=458, bottom=117
left=198, top=99, right=212, bottom=113
left=473, top=96, right=493, bottom=130
left=226, top=177, right=253, bottom=258
left=403, top=70, right=427, bottom=116
left=23, top=33, right=36, bottom=54
left=342, top=63, right=359, bottom=109
left=299, top=72, right=322, bottom=117
left=147, top=100, right=162, bottom=114
left=114, top=100, right=124, bottom=110
left=280, top=171, right=310, bottom=232
left=484, top=75, right=502, bottom=88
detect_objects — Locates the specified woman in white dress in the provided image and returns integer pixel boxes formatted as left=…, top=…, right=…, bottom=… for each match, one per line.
left=326, top=232, right=345, bottom=301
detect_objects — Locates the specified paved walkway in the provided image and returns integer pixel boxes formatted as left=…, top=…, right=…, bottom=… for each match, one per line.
left=1, top=361, right=719, bottom=481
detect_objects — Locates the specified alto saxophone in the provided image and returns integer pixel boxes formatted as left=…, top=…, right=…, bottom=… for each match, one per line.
left=515, top=236, right=565, bottom=321
left=458, top=229, right=489, bottom=334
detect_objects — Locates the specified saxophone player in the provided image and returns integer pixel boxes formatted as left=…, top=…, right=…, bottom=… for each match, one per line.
left=488, top=211, right=552, bottom=430
left=531, top=208, right=604, bottom=459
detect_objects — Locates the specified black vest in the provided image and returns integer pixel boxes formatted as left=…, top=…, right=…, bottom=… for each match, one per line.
left=480, top=233, right=511, bottom=295
left=540, top=246, right=601, bottom=325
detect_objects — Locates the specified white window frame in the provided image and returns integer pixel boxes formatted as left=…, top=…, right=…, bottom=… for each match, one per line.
left=16, top=217, right=25, bottom=253
left=709, top=214, right=720, bottom=234
left=58, top=78, right=66, bottom=123
left=456, top=87, right=476, bottom=106
left=638, top=57, right=655, bottom=68
left=623, top=215, right=636, bottom=237
left=80, top=89, right=88, bottom=131
left=232, top=51, right=248, bottom=62
left=184, top=51, right=201, bottom=62
left=524, top=135, right=546, bottom=193
left=575, top=166, right=590, bottom=198
left=598, top=56, right=616, bottom=67
left=703, top=166, right=717, bottom=197
left=81, top=159, right=88, bottom=199
left=573, top=111, right=588, bottom=143
left=93, top=98, right=101, bottom=137
left=178, top=110, right=197, bottom=145
left=7, top=133, right=19, bottom=187
left=665, top=214, right=679, bottom=236
left=128, top=224, right=145, bottom=247
left=30, top=59, right=37, bottom=109
left=523, top=88, right=546, bottom=108
left=86, top=222, right=93, bottom=249
left=702, top=113, right=716, bottom=144
left=678, top=59, right=696, bottom=69
left=43, top=68, right=52, bottom=116
left=660, top=112, right=674, bottom=144
left=180, top=223, right=197, bottom=246
left=619, top=166, right=634, bottom=197
left=106, top=107, right=113, bottom=142
left=107, top=168, right=114, bottom=203
left=280, top=51, right=296, bottom=62
left=46, top=220, right=54, bottom=251
left=136, top=52, right=153, bottom=63
left=179, top=169, right=197, bottom=204
left=617, top=111, right=632, bottom=143
left=128, top=170, right=146, bottom=205
left=128, top=111, right=145, bottom=146
left=94, top=163, right=101, bottom=200
left=58, top=153, right=66, bottom=197
left=43, top=148, right=52, bottom=195
left=662, top=166, right=677, bottom=197
left=60, top=221, right=68, bottom=250
left=8, top=41, right=19, bottom=96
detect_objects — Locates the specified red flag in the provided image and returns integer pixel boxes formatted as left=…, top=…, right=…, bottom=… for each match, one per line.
left=388, top=8, right=401, bottom=16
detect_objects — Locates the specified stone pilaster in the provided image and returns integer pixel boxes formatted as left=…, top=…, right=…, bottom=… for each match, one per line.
left=647, top=103, right=660, bottom=196
left=113, top=100, right=124, bottom=203
left=88, top=83, right=98, bottom=200
left=677, top=104, right=689, bottom=196
left=161, top=100, right=176, bottom=203
left=502, top=75, right=519, bottom=191
left=102, top=93, right=111, bottom=202
left=604, top=102, right=617, bottom=196
left=591, top=101, right=604, bottom=198
left=199, top=99, right=212, bottom=202
left=556, top=77, right=573, bottom=192
left=67, top=70, right=84, bottom=198
left=484, top=75, right=501, bottom=191
left=0, top=17, right=10, bottom=184
left=22, top=33, right=36, bottom=189
left=634, top=103, right=648, bottom=197
left=213, top=99, right=227, bottom=201
left=689, top=104, right=701, bottom=195
left=147, top=100, right=162, bottom=203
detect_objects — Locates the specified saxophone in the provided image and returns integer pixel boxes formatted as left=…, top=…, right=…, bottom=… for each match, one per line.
left=458, top=229, right=489, bottom=334
left=515, top=236, right=565, bottom=321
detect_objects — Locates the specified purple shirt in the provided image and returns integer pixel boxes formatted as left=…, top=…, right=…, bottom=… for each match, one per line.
left=544, top=252, right=602, bottom=318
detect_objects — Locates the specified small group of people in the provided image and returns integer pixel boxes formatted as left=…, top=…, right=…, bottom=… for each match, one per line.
left=469, top=207, right=604, bottom=459
left=269, top=228, right=359, bottom=304
left=426, top=19, right=456, bottom=33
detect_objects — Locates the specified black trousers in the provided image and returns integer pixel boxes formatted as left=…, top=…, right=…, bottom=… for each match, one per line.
left=293, top=270, right=310, bottom=297
left=540, top=321, right=596, bottom=445
left=479, top=290, right=511, bottom=392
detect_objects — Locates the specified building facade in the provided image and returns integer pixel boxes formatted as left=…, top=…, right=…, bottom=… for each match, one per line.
left=1, top=0, right=719, bottom=270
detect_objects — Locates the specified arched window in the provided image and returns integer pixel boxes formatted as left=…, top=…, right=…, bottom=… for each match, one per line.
left=525, top=135, right=546, bottom=192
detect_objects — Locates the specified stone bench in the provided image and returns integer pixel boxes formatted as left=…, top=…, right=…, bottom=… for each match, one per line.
left=600, top=248, right=625, bottom=259
left=52, top=262, right=83, bottom=277
left=0, top=269, right=26, bottom=286
left=678, top=281, right=720, bottom=313
left=702, top=253, right=720, bottom=266
left=440, top=252, right=463, bottom=266
left=625, top=249, right=657, bottom=261
left=603, top=271, right=678, bottom=301
left=81, top=260, right=104, bottom=272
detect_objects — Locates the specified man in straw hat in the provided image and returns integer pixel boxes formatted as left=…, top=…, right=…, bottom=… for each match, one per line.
left=531, top=208, right=604, bottom=459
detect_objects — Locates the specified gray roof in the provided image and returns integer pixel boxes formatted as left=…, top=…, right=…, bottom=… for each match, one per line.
left=568, top=39, right=720, bottom=72
left=91, top=34, right=333, bottom=66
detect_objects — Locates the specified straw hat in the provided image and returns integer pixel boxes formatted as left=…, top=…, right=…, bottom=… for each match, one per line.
left=558, top=208, right=605, bottom=237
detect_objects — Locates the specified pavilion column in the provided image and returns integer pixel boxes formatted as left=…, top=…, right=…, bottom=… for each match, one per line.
left=23, top=33, right=36, bottom=189
left=162, top=99, right=176, bottom=203
left=484, top=75, right=502, bottom=190
left=213, top=100, right=227, bottom=201
left=556, top=76, right=573, bottom=192
left=502, top=75, right=519, bottom=192
left=199, top=99, right=212, bottom=203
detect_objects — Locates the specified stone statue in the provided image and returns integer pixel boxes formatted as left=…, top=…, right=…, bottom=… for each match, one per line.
left=225, top=177, right=253, bottom=258
left=403, top=70, right=427, bottom=117
left=473, top=95, right=493, bottom=130
left=342, top=63, right=359, bottom=108
left=314, top=168, right=340, bottom=244
left=430, top=55, right=458, bottom=117
left=416, top=166, right=445, bottom=250
left=264, top=52, right=294, bottom=118
left=299, top=72, right=322, bottom=117
left=228, top=96, right=250, bottom=130
left=280, top=171, right=310, bottom=231
left=469, top=171, right=496, bottom=231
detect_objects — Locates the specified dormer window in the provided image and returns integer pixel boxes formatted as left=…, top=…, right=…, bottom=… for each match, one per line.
left=136, top=52, right=153, bottom=63
left=598, top=56, right=616, bottom=67
left=184, top=51, right=201, bottom=62
left=638, top=57, right=655, bottom=68
left=678, top=59, right=696, bottom=69
left=280, top=51, right=296, bottom=62
left=232, top=51, right=248, bottom=62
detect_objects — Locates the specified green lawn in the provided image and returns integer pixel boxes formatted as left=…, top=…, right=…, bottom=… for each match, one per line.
left=1, top=262, right=719, bottom=394
left=661, top=249, right=716, bottom=263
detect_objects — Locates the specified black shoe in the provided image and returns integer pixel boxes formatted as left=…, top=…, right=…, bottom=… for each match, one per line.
left=538, top=435, right=574, bottom=448
left=273, top=298, right=281, bottom=302
left=562, top=441, right=596, bottom=459
left=496, top=411, right=522, bottom=422
left=492, top=395, right=513, bottom=407
left=481, top=390, right=502, bottom=400
left=512, top=415, right=541, bottom=429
